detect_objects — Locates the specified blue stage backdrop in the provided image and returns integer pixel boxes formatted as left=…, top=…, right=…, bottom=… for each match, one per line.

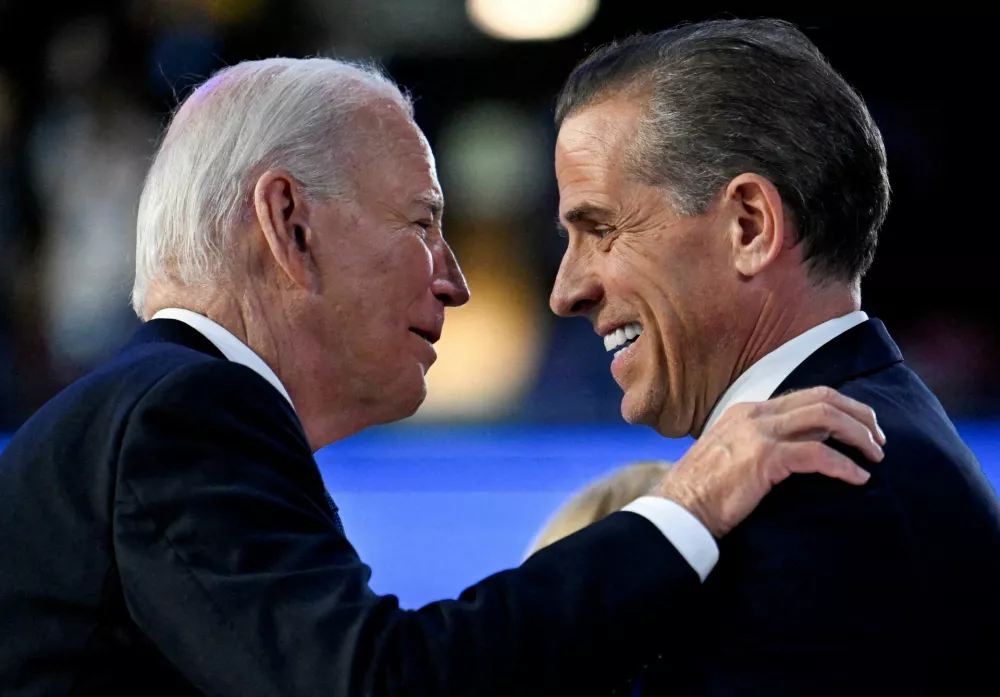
left=3, top=422, right=1000, bottom=608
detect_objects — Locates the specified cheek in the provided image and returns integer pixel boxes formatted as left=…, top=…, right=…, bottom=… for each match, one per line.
left=418, top=238, right=435, bottom=283
left=617, top=228, right=731, bottom=315
left=608, top=240, right=712, bottom=365
left=378, top=242, right=428, bottom=308
left=366, top=238, right=435, bottom=335
left=366, top=235, right=434, bottom=295
left=608, top=245, right=682, bottom=321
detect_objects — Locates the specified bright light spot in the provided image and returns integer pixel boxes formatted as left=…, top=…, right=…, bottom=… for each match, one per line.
left=467, top=0, right=599, bottom=41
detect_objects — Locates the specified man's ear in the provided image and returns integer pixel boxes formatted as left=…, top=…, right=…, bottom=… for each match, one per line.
left=253, top=169, right=318, bottom=290
left=723, top=173, right=788, bottom=279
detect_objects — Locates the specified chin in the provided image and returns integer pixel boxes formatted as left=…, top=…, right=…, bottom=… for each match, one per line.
left=620, top=388, right=656, bottom=427
left=621, top=384, right=687, bottom=437
left=390, top=375, right=429, bottom=422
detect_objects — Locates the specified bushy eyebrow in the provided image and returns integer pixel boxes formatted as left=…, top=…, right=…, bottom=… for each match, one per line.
left=415, top=191, right=444, bottom=218
left=563, top=203, right=613, bottom=224
left=556, top=202, right=614, bottom=237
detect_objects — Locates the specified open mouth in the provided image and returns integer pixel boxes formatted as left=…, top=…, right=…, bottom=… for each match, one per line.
left=603, top=322, right=643, bottom=357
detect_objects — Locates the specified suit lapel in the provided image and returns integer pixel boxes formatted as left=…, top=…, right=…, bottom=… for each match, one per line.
left=772, top=319, right=903, bottom=396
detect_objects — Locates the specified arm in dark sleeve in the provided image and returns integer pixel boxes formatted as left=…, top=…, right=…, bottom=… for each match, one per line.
left=114, top=362, right=700, bottom=697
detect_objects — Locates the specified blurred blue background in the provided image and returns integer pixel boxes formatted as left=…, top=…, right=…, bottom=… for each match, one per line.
left=323, top=422, right=1000, bottom=607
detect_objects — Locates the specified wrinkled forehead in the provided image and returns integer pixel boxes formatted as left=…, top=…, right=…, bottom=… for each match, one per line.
left=357, top=99, right=433, bottom=157
left=555, top=99, right=644, bottom=206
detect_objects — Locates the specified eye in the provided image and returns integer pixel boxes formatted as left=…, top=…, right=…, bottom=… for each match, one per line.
left=414, top=220, right=433, bottom=238
left=594, top=227, right=616, bottom=239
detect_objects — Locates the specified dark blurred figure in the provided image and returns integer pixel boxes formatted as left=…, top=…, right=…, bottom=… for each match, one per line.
left=0, top=70, right=21, bottom=427
left=0, top=70, right=49, bottom=430
left=26, top=15, right=150, bottom=384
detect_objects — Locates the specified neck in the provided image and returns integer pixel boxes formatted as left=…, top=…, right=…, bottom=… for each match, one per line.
left=693, top=280, right=858, bottom=437
left=148, top=282, right=381, bottom=451
left=733, top=282, right=858, bottom=385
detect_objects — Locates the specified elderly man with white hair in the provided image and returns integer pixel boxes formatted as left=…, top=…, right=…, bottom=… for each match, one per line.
left=0, top=58, right=883, bottom=696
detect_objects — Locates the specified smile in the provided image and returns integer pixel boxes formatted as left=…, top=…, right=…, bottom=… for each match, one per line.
left=603, top=322, right=643, bottom=356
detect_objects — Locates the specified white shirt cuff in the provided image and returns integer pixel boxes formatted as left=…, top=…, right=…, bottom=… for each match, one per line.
left=621, top=496, right=719, bottom=582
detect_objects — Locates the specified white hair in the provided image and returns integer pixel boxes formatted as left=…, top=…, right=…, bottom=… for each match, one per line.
left=131, top=57, right=413, bottom=317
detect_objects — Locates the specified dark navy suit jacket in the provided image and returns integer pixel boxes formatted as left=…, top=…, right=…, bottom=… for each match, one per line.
left=642, top=319, right=1000, bottom=695
left=0, top=319, right=699, bottom=696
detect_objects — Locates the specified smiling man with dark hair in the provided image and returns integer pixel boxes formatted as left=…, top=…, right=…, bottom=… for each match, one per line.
left=551, top=18, right=1000, bottom=696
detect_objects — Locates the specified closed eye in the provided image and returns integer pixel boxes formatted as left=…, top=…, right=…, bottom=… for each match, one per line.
left=414, top=220, right=434, bottom=238
left=555, top=222, right=615, bottom=240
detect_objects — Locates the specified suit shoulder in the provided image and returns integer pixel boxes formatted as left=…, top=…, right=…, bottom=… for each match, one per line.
left=835, top=362, right=975, bottom=466
left=128, top=358, right=301, bottom=436
left=1, top=342, right=218, bottom=448
left=755, top=362, right=999, bottom=546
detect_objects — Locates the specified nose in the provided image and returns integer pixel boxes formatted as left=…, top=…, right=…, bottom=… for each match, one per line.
left=430, top=237, right=471, bottom=308
left=549, top=242, right=603, bottom=317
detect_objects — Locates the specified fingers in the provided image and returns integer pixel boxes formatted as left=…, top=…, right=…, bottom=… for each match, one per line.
left=771, top=402, right=885, bottom=463
left=765, top=386, right=885, bottom=445
left=778, top=441, right=872, bottom=486
left=819, top=389, right=885, bottom=446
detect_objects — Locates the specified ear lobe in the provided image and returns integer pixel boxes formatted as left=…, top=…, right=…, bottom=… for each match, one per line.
left=253, top=170, right=317, bottom=291
left=726, top=174, right=785, bottom=279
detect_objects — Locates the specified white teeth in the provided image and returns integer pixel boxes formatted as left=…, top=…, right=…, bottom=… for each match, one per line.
left=603, top=322, right=643, bottom=352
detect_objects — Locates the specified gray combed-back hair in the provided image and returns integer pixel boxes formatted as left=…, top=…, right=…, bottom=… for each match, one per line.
left=132, top=57, right=413, bottom=317
left=555, top=18, right=890, bottom=284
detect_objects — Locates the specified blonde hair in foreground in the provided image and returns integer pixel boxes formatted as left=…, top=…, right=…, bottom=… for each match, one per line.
left=526, top=461, right=672, bottom=558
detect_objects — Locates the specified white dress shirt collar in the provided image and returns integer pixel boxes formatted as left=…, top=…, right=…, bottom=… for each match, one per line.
left=151, top=308, right=295, bottom=410
left=702, top=310, right=868, bottom=432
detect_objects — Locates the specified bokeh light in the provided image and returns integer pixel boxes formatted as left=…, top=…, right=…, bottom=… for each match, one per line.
left=467, top=0, right=599, bottom=41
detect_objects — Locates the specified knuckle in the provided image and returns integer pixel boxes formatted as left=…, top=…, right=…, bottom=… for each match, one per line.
left=740, top=418, right=764, bottom=442
left=813, top=385, right=837, bottom=402
left=816, top=402, right=837, bottom=421
left=771, top=389, right=796, bottom=406
left=804, top=441, right=827, bottom=459
left=823, top=403, right=843, bottom=421
left=799, top=443, right=831, bottom=472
